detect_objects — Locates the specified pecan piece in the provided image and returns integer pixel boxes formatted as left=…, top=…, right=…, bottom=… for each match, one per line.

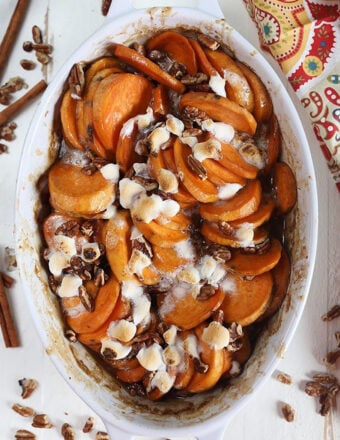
left=18, top=378, right=38, bottom=399
left=12, top=403, right=36, bottom=417
left=181, top=72, right=208, bottom=85
left=65, top=328, right=77, bottom=343
left=101, top=0, right=112, bottom=16
left=304, top=381, right=328, bottom=397
left=187, top=154, right=207, bottom=180
left=79, top=285, right=95, bottom=312
left=20, top=59, right=36, bottom=70
left=281, top=403, right=295, bottom=422
left=197, top=33, right=220, bottom=50
left=319, top=393, right=332, bottom=416
left=132, top=175, right=158, bottom=191
left=321, top=304, right=340, bottom=321
left=14, top=430, right=36, bottom=440
left=181, top=105, right=209, bottom=127
left=94, top=267, right=107, bottom=287
left=55, top=220, right=79, bottom=237
left=312, top=373, right=338, bottom=385
left=96, top=431, right=110, bottom=440
left=197, top=284, right=216, bottom=301
left=218, top=221, right=235, bottom=236
left=80, top=220, right=95, bottom=237
left=323, top=349, right=340, bottom=369
left=68, top=62, right=86, bottom=98
left=207, top=244, right=231, bottom=262
left=0, top=143, right=8, bottom=154
left=61, top=423, right=75, bottom=440
left=193, top=357, right=209, bottom=374
left=32, top=25, right=42, bottom=44
left=82, top=416, right=95, bottom=433
left=276, top=371, right=292, bottom=385
left=32, top=413, right=53, bottom=428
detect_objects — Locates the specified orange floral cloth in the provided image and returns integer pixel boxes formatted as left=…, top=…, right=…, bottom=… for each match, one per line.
left=243, top=0, right=340, bottom=190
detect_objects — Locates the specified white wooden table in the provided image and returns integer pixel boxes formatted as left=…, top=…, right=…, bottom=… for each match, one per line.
left=0, top=1, right=339, bottom=439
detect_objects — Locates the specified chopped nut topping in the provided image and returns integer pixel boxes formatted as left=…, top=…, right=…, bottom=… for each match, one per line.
left=0, top=143, right=8, bottom=154
left=218, top=221, right=235, bottom=236
left=32, top=25, right=42, bottom=44
left=181, top=105, right=209, bottom=127
left=18, top=378, right=38, bottom=399
left=181, top=72, right=208, bottom=85
left=321, top=304, right=340, bottom=321
left=79, top=285, right=95, bottom=312
left=276, top=371, right=292, bottom=385
left=94, top=267, right=107, bottom=287
left=36, top=51, right=51, bottom=65
left=14, top=430, right=36, bottom=440
left=319, top=393, right=333, bottom=416
left=61, top=423, right=75, bottom=440
left=0, top=76, right=27, bottom=105
left=303, top=373, right=339, bottom=416
left=132, top=175, right=158, bottom=191
left=68, top=62, right=86, bottom=98
left=81, top=243, right=101, bottom=263
left=82, top=416, right=95, bottom=433
left=80, top=220, right=95, bottom=237
left=281, top=403, right=295, bottom=422
left=312, top=373, right=338, bottom=385
left=207, top=244, right=231, bottom=262
left=32, top=413, right=53, bottom=428
left=197, top=284, right=216, bottom=301
left=187, top=154, right=208, bottom=180
left=65, top=328, right=77, bottom=342
left=55, top=220, right=80, bottom=237
left=12, top=403, right=36, bottom=417
left=197, top=33, right=220, bottom=50
left=304, top=381, right=328, bottom=397
left=193, top=357, right=209, bottom=373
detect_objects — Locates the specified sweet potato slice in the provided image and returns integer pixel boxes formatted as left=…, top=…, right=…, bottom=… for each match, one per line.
left=147, top=30, right=197, bottom=75
left=203, top=157, right=246, bottom=186
left=81, top=67, right=123, bottom=159
left=225, top=238, right=282, bottom=276
left=219, top=142, right=259, bottom=179
left=152, top=245, right=192, bottom=272
left=92, top=72, right=152, bottom=155
left=158, top=286, right=224, bottom=330
left=152, top=84, right=170, bottom=117
left=189, top=39, right=216, bottom=77
left=85, top=56, right=123, bottom=84
left=116, top=122, right=140, bottom=173
left=236, top=61, right=273, bottom=122
left=186, top=324, right=227, bottom=393
left=48, top=161, right=115, bottom=217
left=220, top=272, right=273, bottom=326
left=174, top=138, right=218, bottom=203
left=132, top=218, right=189, bottom=248
left=155, top=212, right=191, bottom=231
left=260, top=249, right=291, bottom=320
left=229, top=196, right=275, bottom=228
left=200, top=179, right=262, bottom=222
left=66, top=275, right=120, bottom=334
left=115, top=363, right=147, bottom=383
left=104, top=210, right=137, bottom=282
left=108, top=43, right=185, bottom=94
left=205, top=48, right=254, bottom=112
left=179, top=92, right=257, bottom=135
left=273, top=162, right=297, bottom=215
left=201, top=222, right=268, bottom=248
left=60, top=90, right=84, bottom=150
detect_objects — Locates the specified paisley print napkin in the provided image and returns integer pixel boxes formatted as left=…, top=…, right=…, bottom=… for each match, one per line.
left=243, top=0, right=340, bottom=190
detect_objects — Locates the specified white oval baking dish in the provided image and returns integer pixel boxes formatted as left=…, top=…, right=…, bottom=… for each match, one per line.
left=16, top=1, right=318, bottom=439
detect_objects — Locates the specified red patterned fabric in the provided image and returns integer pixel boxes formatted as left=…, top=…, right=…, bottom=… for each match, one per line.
left=243, top=0, right=340, bottom=190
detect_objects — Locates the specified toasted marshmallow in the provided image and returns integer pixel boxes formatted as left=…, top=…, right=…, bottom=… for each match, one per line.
left=58, top=274, right=82, bottom=298
left=220, top=277, right=236, bottom=293
left=180, top=135, right=198, bottom=148
left=202, top=321, right=230, bottom=349
left=157, top=168, right=178, bottom=194
left=100, top=204, right=117, bottom=219
left=133, top=162, right=149, bottom=178
left=55, top=235, right=77, bottom=256
left=208, top=264, right=226, bottom=286
left=107, top=319, right=136, bottom=342
left=119, top=178, right=145, bottom=209
left=192, top=138, right=222, bottom=162
left=137, top=343, right=164, bottom=371
left=218, top=183, right=243, bottom=200
left=132, top=294, right=151, bottom=325
left=235, top=223, right=254, bottom=247
left=163, top=325, right=178, bottom=345
left=163, top=345, right=181, bottom=366
left=150, top=371, right=175, bottom=393
left=177, top=266, right=200, bottom=284
left=100, top=163, right=120, bottom=183
left=199, top=255, right=218, bottom=279
left=100, top=338, right=131, bottom=360
left=137, top=106, right=155, bottom=130
left=166, top=114, right=184, bottom=136
left=183, top=334, right=199, bottom=358
left=121, top=280, right=144, bottom=299
left=81, top=242, right=101, bottom=263
left=148, top=126, right=170, bottom=155
left=201, top=119, right=234, bottom=143
left=128, top=248, right=151, bottom=276
left=239, top=143, right=265, bottom=169
left=48, top=252, right=69, bottom=277
left=209, top=73, right=226, bottom=97
left=132, top=194, right=179, bottom=223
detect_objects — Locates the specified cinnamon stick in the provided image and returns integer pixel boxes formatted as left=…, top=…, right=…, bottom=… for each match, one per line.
left=0, top=273, right=20, bottom=347
left=0, top=79, right=47, bottom=126
left=0, top=0, right=31, bottom=82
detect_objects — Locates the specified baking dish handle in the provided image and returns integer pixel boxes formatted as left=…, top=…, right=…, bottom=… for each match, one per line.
left=107, top=0, right=224, bottom=19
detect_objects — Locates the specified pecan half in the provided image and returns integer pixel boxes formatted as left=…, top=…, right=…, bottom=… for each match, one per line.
left=207, top=244, right=231, bottom=262
left=14, top=430, right=36, bottom=440
left=12, top=403, right=36, bottom=417
left=96, top=432, right=110, bottom=440
left=281, top=403, right=295, bottom=422
left=80, top=220, right=95, bottom=237
left=276, top=372, right=292, bottom=385
left=323, top=349, right=340, bottom=369
left=0, top=143, right=8, bottom=154
left=61, top=423, right=75, bottom=440
left=68, top=62, right=86, bottom=98
left=218, top=221, right=235, bottom=236
left=32, top=25, right=42, bottom=44
left=82, top=416, right=95, bottom=433
left=321, top=304, right=340, bottom=321
left=18, top=378, right=38, bottom=399
left=304, top=381, right=328, bottom=397
left=32, top=414, right=53, bottom=428
left=187, top=154, right=207, bottom=180
left=55, top=220, right=79, bottom=237
left=181, top=105, right=209, bottom=127
left=312, top=373, right=338, bottom=385
left=20, top=59, right=36, bottom=70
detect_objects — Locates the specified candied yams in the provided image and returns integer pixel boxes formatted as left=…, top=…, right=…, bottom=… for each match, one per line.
left=41, top=30, right=297, bottom=400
